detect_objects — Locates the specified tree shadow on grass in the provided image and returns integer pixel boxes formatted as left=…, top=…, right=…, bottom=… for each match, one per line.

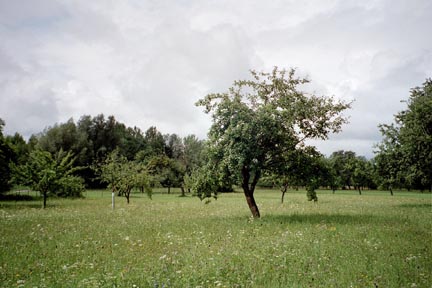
left=260, top=213, right=385, bottom=225
left=397, top=203, right=432, bottom=209
left=0, top=194, right=38, bottom=201
left=0, top=202, right=47, bottom=209
left=0, top=195, right=53, bottom=209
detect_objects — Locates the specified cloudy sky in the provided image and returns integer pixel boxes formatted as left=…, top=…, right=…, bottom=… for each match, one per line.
left=0, top=0, right=431, bottom=158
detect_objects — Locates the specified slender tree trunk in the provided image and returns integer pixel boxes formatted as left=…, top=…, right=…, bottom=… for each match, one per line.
left=241, top=166, right=260, bottom=218
left=389, top=185, right=393, bottom=196
left=42, top=190, right=47, bottom=209
left=244, top=191, right=260, bottom=218
left=280, top=184, right=288, bottom=204
left=125, top=186, right=131, bottom=204
left=358, top=186, right=361, bottom=195
left=180, top=187, right=186, bottom=197
left=168, top=186, right=171, bottom=194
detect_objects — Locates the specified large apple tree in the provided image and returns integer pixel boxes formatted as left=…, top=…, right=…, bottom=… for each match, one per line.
left=196, top=67, right=350, bottom=218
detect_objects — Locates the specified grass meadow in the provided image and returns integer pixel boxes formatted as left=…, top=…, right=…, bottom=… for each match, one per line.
left=0, top=188, right=431, bottom=287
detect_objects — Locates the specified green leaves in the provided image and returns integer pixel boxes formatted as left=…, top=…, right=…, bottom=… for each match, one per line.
left=196, top=67, right=351, bottom=215
left=375, top=79, right=432, bottom=191
left=10, top=149, right=85, bottom=207
left=98, top=150, right=153, bottom=203
left=187, top=165, right=218, bottom=201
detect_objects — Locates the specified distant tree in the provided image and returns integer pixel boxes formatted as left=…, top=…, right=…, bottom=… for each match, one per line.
left=374, top=134, right=401, bottom=195
left=196, top=67, right=351, bottom=217
left=118, top=126, right=146, bottom=160
left=5, top=133, right=30, bottom=165
left=351, top=157, right=368, bottom=195
left=98, top=150, right=152, bottom=203
left=181, top=135, right=205, bottom=193
left=142, top=126, right=165, bottom=159
left=11, top=150, right=84, bottom=208
left=0, top=119, right=15, bottom=193
left=321, top=157, right=340, bottom=193
left=98, top=149, right=127, bottom=196
left=375, top=79, right=432, bottom=192
left=281, top=148, right=329, bottom=202
left=270, top=148, right=325, bottom=203
left=146, top=155, right=185, bottom=194
left=182, top=135, right=206, bottom=173
left=328, top=150, right=357, bottom=190
left=27, top=134, right=39, bottom=152
left=188, top=165, right=218, bottom=202
left=164, top=133, right=184, bottom=159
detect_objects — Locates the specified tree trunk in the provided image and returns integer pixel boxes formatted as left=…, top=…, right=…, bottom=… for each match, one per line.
left=125, top=186, right=131, bottom=203
left=241, top=166, right=261, bottom=218
left=180, top=187, right=186, bottom=197
left=42, top=190, right=47, bottom=209
left=358, top=186, right=361, bottom=195
left=389, top=185, right=393, bottom=196
left=168, top=186, right=171, bottom=194
left=280, top=184, right=288, bottom=204
left=245, top=192, right=260, bottom=218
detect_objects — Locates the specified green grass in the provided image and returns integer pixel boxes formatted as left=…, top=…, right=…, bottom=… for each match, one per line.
left=1, top=189, right=431, bottom=287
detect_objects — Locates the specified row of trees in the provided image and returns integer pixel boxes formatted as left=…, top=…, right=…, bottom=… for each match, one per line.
left=1, top=68, right=430, bottom=216
left=0, top=114, right=209, bottom=207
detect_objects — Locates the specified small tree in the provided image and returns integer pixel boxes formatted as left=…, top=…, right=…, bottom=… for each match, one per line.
left=146, top=155, right=185, bottom=194
left=188, top=165, right=218, bottom=202
left=99, top=150, right=152, bottom=203
left=11, top=150, right=84, bottom=208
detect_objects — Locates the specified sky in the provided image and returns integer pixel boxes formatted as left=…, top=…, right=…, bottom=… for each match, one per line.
left=0, top=0, right=431, bottom=158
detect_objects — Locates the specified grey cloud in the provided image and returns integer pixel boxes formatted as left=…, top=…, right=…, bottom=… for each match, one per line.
left=0, top=0, right=430, bottom=157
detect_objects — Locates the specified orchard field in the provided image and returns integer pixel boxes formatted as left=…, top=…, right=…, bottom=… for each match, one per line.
left=1, top=189, right=431, bottom=287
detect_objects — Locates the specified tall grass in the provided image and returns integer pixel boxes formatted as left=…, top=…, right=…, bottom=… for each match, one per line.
left=0, top=189, right=431, bottom=287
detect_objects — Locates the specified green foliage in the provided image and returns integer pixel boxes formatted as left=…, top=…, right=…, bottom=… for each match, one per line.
left=0, top=119, right=15, bottom=193
left=37, top=114, right=150, bottom=188
left=146, top=155, right=185, bottom=193
left=327, top=150, right=376, bottom=193
left=197, top=67, right=351, bottom=217
left=98, top=150, right=152, bottom=203
left=188, top=166, right=218, bottom=201
left=5, top=133, right=29, bottom=165
left=328, top=150, right=356, bottom=189
left=182, top=135, right=206, bottom=174
left=10, top=149, right=85, bottom=207
left=375, top=79, right=432, bottom=191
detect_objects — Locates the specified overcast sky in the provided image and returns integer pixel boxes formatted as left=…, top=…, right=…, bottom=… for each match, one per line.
left=0, top=0, right=431, bottom=158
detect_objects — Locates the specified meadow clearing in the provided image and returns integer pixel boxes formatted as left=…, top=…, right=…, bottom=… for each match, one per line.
left=0, top=189, right=431, bottom=287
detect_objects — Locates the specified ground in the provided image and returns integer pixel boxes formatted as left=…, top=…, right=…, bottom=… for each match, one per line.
left=0, top=189, right=431, bottom=287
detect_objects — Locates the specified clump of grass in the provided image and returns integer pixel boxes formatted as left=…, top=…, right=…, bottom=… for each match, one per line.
left=0, top=189, right=431, bottom=287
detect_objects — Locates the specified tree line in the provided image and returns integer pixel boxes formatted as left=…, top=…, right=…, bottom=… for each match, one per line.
left=0, top=68, right=430, bottom=216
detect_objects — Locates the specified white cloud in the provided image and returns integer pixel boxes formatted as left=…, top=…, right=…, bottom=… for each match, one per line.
left=0, top=0, right=431, bottom=158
